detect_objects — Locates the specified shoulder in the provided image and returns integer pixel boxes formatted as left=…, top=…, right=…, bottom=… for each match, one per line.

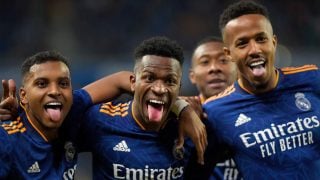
left=279, top=65, right=320, bottom=88
left=204, top=84, right=236, bottom=105
left=0, top=116, right=26, bottom=137
left=97, top=99, right=131, bottom=118
left=281, top=64, right=318, bottom=75
left=73, top=89, right=93, bottom=105
left=280, top=64, right=319, bottom=80
left=67, top=89, right=94, bottom=120
left=86, top=94, right=132, bottom=119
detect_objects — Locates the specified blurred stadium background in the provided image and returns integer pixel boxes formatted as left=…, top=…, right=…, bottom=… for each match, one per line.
left=0, top=0, right=319, bottom=179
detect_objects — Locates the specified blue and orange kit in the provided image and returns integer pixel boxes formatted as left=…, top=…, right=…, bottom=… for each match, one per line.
left=0, top=89, right=92, bottom=179
left=202, top=65, right=320, bottom=179
left=80, top=95, right=192, bottom=179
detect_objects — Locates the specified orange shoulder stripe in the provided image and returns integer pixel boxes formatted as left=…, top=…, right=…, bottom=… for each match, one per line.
left=1, top=116, right=27, bottom=135
left=282, top=64, right=318, bottom=75
left=100, top=101, right=130, bottom=117
left=204, top=85, right=235, bottom=104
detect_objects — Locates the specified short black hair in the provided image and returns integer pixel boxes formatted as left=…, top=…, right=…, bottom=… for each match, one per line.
left=219, top=0, right=269, bottom=32
left=194, top=36, right=223, bottom=49
left=21, top=50, right=70, bottom=79
left=133, top=36, right=184, bottom=65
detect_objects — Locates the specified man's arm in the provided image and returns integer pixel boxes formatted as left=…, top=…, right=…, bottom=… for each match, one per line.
left=83, top=71, right=133, bottom=104
left=173, top=99, right=207, bottom=165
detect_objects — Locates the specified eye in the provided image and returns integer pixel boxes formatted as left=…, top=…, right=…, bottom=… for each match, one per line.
left=166, top=77, right=178, bottom=85
left=236, top=40, right=248, bottom=49
left=145, top=74, right=154, bottom=82
left=35, top=80, right=47, bottom=88
left=199, top=58, right=209, bottom=66
left=218, top=58, right=229, bottom=65
left=59, top=79, right=70, bottom=88
left=256, top=36, right=268, bottom=43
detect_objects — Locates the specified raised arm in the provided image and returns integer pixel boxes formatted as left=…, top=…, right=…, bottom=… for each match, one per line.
left=82, top=71, right=133, bottom=104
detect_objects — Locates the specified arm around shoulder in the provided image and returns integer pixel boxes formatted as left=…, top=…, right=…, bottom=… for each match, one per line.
left=82, top=71, right=133, bottom=104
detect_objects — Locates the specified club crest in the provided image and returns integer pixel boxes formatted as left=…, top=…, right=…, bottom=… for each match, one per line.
left=64, top=142, right=76, bottom=162
left=295, top=92, right=311, bottom=111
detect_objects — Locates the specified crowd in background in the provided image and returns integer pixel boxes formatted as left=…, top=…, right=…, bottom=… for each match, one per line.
left=1, top=0, right=319, bottom=93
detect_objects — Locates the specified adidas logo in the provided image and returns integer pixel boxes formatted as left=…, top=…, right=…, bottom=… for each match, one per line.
left=235, top=113, right=251, bottom=127
left=113, top=140, right=131, bottom=152
left=27, top=161, right=41, bottom=173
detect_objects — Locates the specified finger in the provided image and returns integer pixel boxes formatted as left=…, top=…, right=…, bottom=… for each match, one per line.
left=8, top=79, right=16, bottom=98
left=2, top=80, right=9, bottom=100
left=0, top=108, right=12, bottom=121
left=176, top=126, right=185, bottom=149
left=195, top=136, right=205, bottom=165
left=201, top=126, right=208, bottom=150
left=198, top=126, right=207, bottom=165
left=0, top=114, right=12, bottom=121
left=0, top=108, right=11, bottom=114
left=0, top=96, right=16, bottom=109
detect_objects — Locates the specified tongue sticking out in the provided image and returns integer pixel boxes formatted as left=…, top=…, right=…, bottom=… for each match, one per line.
left=147, top=104, right=164, bottom=122
left=46, top=108, right=62, bottom=122
left=252, top=65, right=266, bottom=77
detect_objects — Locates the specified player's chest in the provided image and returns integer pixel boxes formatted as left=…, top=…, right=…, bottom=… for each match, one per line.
left=94, top=135, right=187, bottom=179
left=12, top=136, right=77, bottom=179
left=218, top=91, right=320, bottom=163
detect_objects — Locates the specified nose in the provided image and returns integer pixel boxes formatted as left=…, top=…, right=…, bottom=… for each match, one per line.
left=151, top=81, right=168, bottom=95
left=48, top=84, right=61, bottom=96
left=248, top=41, right=261, bottom=56
left=208, top=60, right=222, bottom=73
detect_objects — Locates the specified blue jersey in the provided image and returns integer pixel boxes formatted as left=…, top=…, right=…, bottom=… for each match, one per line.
left=203, top=65, right=320, bottom=179
left=199, top=94, right=242, bottom=180
left=0, top=89, right=92, bottom=179
left=81, top=96, right=192, bottom=179
left=210, top=159, right=242, bottom=180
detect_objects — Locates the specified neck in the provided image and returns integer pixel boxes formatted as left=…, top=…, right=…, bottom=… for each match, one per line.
left=239, top=68, right=278, bottom=94
left=23, top=108, right=58, bottom=142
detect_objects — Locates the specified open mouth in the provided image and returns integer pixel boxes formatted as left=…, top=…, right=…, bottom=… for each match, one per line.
left=207, top=78, right=225, bottom=88
left=147, top=99, right=165, bottom=122
left=44, top=102, right=63, bottom=122
left=249, top=60, right=266, bottom=77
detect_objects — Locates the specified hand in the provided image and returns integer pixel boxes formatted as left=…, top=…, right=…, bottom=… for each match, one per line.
left=0, top=79, right=18, bottom=121
left=176, top=106, right=207, bottom=165
left=180, top=96, right=207, bottom=120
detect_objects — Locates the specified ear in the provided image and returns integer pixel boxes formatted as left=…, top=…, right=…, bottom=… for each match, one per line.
left=129, top=74, right=136, bottom=92
left=272, top=34, right=277, bottom=48
left=19, top=87, right=28, bottom=104
left=189, top=69, right=196, bottom=85
left=223, top=47, right=234, bottom=62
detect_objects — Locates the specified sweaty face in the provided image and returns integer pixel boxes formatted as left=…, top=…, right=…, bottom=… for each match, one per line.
left=131, top=55, right=181, bottom=131
left=20, top=61, right=72, bottom=135
left=190, top=41, right=237, bottom=100
left=223, top=14, right=277, bottom=93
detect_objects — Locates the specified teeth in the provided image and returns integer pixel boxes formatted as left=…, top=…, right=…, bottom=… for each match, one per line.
left=149, top=100, right=165, bottom=105
left=46, top=102, right=62, bottom=106
left=250, top=61, right=264, bottom=67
